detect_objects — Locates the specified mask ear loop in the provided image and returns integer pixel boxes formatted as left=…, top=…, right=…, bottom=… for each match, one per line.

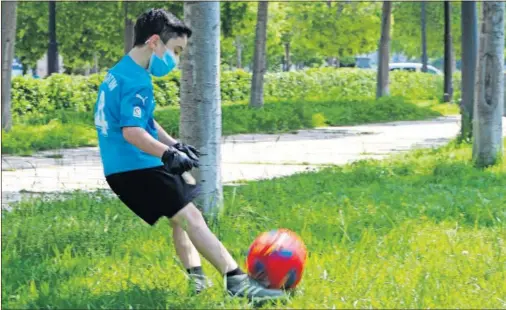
left=146, top=36, right=170, bottom=55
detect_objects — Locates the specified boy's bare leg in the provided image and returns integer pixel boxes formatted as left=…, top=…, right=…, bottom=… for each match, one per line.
left=172, top=221, right=211, bottom=293
left=172, top=222, right=202, bottom=269
left=171, top=202, right=286, bottom=301
left=171, top=202, right=238, bottom=274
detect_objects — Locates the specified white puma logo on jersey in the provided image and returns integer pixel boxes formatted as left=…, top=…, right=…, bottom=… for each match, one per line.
left=136, top=94, right=148, bottom=105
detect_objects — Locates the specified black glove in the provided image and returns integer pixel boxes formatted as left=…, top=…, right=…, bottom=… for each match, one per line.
left=161, top=148, right=198, bottom=175
left=173, top=142, right=200, bottom=161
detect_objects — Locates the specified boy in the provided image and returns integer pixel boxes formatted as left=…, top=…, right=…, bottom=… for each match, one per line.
left=93, top=8, right=285, bottom=301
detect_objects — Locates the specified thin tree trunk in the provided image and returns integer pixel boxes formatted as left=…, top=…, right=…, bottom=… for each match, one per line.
left=284, top=42, right=290, bottom=72
left=21, top=59, right=28, bottom=75
left=421, top=1, right=428, bottom=72
left=376, top=1, right=392, bottom=99
left=1, top=0, right=17, bottom=131
left=443, top=1, right=453, bottom=102
left=460, top=1, right=478, bottom=142
left=234, top=36, right=242, bottom=69
left=48, top=0, right=59, bottom=76
left=473, top=2, right=504, bottom=168
left=124, top=2, right=134, bottom=54
left=249, top=1, right=269, bottom=108
left=92, top=52, right=99, bottom=73
left=181, top=2, right=222, bottom=214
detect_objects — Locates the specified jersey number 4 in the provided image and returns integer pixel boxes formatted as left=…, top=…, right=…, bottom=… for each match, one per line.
left=94, top=90, right=109, bottom=136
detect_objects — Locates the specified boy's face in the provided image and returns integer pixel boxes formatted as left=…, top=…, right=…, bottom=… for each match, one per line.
left=147, top=34, right=187, bottom=63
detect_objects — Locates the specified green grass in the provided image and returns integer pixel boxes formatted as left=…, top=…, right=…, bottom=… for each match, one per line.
left=412, top=100, right=461, bottom=116
left=2, top=97, right=452, bottom=155
left=2, top=140, right=505, bottom=309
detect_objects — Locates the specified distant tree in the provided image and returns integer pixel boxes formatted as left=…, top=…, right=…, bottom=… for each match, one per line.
left=377, top=1, right=392, bottom=99
left=250, top=2, right=269, bottom=108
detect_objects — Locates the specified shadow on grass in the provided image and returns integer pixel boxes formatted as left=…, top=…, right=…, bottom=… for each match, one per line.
left=20, top=284, right=225, bottom=309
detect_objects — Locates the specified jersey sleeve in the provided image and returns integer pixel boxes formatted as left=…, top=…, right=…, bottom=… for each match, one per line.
left=119, top=88, right=153, bottom=128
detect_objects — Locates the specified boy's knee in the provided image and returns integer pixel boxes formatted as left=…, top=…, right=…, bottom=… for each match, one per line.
left=171, top=202, right=206, bottom=229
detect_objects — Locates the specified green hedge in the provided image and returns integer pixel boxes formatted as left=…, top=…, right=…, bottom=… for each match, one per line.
left=10, top=68, right=461, bottom=117
left=2, top=96, right=441, bottom=155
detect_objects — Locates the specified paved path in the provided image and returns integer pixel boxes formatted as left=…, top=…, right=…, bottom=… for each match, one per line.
left=3, top=116, right=505, bottom=207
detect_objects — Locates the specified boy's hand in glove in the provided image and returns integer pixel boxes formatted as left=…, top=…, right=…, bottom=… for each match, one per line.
left=161, top=148, right=199, bottom=175
left=173, top=142, right=200, bottom=161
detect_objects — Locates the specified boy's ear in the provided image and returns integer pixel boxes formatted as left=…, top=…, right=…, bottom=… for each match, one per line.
left=147, top=34, right=161, bottom=49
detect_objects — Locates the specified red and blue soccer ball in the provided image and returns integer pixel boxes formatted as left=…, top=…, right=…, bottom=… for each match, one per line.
left=246, top=228, right=307, bottom=290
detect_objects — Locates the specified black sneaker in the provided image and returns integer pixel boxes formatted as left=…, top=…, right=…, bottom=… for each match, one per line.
left=226, top=274, right=287, bottom=302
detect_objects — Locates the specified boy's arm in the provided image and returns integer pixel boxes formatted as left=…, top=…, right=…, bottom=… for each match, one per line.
left=122, top=126, right=170, bottom=158
left=123, top=127, right=194, bottom=181
left=153, top=119, right=178, bottom=146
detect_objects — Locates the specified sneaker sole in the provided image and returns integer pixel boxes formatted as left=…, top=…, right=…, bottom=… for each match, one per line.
left=227, top=291, right=289, bottom=302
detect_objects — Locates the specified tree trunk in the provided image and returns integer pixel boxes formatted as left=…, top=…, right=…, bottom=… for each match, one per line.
left=2, top=0, right=17, bottom=131
left=284, top=42, right=291, bottom=72
left=234, top=36, right=242, bottom=69
left=92, top=52, right=99, bottom=73
left=180, top=2, right=223, bottom=214
left=460, top=1, right=478, bottom=142
left=48, top=0, right=59, bottom=76
left=249, top=1, right=269, bottom=108
left=443, top=1, right=453, bottom=102
left=421, top=1, right=428, bottom=72
left=124, top=2, right=135, bottom=54
left=376, top=1, right=392, bottom=99
left=473, top=2, right=504, bottom=168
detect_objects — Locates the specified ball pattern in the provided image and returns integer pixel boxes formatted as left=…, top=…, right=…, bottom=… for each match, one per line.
left=246, top=228, right=307, bottom=290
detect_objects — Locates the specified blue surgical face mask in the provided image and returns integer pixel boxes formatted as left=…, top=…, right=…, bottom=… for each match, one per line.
left=147, top=45, right=177, bottom=77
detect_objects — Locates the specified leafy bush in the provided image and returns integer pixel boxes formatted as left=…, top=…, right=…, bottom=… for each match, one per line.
left=11, top=76, right=50, bottom=116
left=10, top=69, right=460, bottom=117
left=1, top=120, right=96, bottom=155
left=158, top=96, right=440, bottom=136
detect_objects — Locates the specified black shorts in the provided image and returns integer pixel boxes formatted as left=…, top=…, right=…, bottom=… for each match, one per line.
left=106, top=166, right=201, bottom=226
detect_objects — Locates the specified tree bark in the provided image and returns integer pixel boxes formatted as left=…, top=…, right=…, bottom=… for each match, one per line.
left=460, top=1, right=478, bottom=142
left=249, top=1, right=269, bottom=108
left=180, top=2, right=223, bottom=214
left=124, top=1, right=135, bottom=54
left=1, top=0, right=17, bottom=131
left=284, top=42, right=291, bottom=72
left=376, top=1, right=392, bottom=99
left=473, top=2, right=504, bottom=168
left=443, top=1, right=453, bottom=102
left=421, top=1, right=428, bottom=73
left=180, top=3, right=196, bottom=146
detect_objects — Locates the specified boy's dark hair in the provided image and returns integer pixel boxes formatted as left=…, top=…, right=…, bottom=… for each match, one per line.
left=133, top=8, right=192, bottom=46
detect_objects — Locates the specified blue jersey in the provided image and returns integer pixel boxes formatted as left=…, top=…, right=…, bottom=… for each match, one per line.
left=93, top=55, right=162, bottom=176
